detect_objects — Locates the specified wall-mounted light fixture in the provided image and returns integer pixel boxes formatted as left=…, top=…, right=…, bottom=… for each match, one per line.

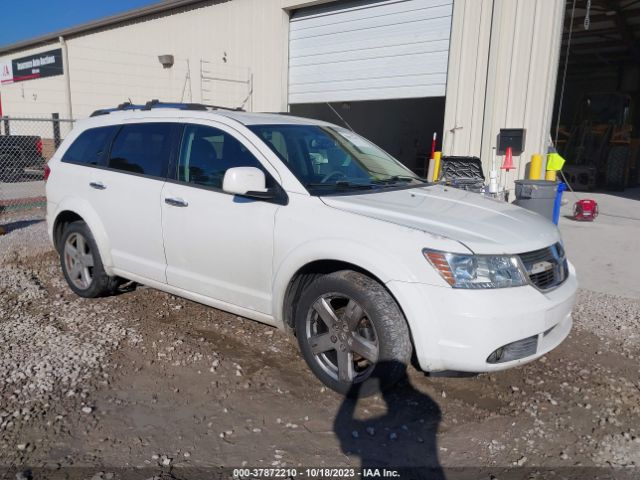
left=158, top=54, right=175, bottom=69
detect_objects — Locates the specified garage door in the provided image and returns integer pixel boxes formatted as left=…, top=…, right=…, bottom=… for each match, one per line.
left=288, top=0, right=453, bottom=104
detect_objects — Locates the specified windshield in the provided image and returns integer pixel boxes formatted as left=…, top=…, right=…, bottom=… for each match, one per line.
left=248, top=124, right=425, bottom=194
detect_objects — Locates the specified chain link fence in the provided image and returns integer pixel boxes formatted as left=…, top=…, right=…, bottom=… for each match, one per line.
left=0, top=115, right=74, bottom=214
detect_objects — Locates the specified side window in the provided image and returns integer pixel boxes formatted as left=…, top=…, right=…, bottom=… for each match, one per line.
left=62, top=126, right=117, bottom=166
left=108, top=123, right=174, bottom=177
left=178, top=125, right=271, bottom=189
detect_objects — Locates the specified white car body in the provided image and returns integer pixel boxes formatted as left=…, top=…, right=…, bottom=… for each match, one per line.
left=46, top=108, right=577, bottom=375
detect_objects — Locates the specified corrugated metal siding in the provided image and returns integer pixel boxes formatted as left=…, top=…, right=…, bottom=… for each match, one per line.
left=479, top=0, right=565, bottom=184
left=443, top=0, right=565, bottom=188
left=442, top=0, right=493, bottom=157
left=0, top=0, right=293, bottom=118
left=288, top=0, right=453, bottom=104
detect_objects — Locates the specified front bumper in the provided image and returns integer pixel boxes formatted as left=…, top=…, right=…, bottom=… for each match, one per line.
left=387, top=262, right=577, bottom=372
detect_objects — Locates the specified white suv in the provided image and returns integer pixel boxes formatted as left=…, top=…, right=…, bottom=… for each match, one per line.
left=46, top=101, right=577, bottom=395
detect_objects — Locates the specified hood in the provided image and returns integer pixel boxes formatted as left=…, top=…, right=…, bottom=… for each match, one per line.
left=321, top=185, right=561, bottom=254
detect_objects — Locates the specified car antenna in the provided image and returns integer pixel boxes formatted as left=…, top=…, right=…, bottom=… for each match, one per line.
left=326, top=102, right=355, bottom=132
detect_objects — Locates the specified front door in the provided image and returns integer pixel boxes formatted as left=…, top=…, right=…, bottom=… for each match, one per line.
left=161, top=122, right=281, bottom=314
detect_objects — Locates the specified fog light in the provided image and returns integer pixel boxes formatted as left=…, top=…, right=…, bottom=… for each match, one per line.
left=487, top=347, right=504, bottom=363
left=487, top=335, right=538, bottom=364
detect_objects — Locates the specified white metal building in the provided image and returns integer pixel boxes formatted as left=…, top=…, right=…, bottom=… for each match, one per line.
left=0, top=0, right=566, bottom=185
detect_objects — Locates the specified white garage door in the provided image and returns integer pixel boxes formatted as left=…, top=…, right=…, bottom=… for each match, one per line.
left=288, top=0, right=453, bottom=104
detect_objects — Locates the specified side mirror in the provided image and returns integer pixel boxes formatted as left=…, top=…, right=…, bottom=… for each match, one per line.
left=223, top=167, right=267, bottom=195
left=222, top=166, right=288, bottom=204
left=223, top=166, right=273, bottom=199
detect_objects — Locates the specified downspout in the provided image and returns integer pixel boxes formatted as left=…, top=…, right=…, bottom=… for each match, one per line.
left=58, top=36, right=73, bottom=120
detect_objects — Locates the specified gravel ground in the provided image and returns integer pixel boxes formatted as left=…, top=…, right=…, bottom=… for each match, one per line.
left=0, top=208, right=639, bottom=477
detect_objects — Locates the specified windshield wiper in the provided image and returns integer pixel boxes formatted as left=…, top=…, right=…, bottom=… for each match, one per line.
left=304, top=181, right=375, bottom=190
left=370, top=175, right=426, bottom=185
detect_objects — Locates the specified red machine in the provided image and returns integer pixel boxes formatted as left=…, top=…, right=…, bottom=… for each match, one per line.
left=573, top=199, right=598, bottom=221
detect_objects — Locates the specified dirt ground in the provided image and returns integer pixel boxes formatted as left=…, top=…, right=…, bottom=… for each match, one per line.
left=0, top=207, right=639, bottom=479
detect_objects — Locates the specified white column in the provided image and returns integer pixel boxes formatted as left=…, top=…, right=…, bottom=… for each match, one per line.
left=58, top=36, right=73, bottom=120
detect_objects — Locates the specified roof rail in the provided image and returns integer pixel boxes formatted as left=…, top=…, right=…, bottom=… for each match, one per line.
left=198, top=103, right=245, bottom=112
left=90, top=99, right=245, bottom=117
left=90, top=102, right=146, bottom=117
left=141, top=99, right=208, bottom=111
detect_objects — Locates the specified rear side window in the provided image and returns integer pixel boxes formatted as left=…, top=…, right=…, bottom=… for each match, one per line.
left=108, top=123, right=174, bottom=177
left=62, top=126, right=117, bottom=165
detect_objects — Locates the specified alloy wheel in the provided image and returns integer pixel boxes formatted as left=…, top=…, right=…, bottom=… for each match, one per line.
left=304, top=293, right=379, bottom=384
left=63, top=232, right=95, bottom=290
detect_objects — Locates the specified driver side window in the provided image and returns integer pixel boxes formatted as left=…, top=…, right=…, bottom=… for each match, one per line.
left=178, top=125, right=267, bottom=189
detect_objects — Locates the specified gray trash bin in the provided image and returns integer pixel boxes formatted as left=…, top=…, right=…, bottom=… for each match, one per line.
left=513, top=180, right=558, bottom=221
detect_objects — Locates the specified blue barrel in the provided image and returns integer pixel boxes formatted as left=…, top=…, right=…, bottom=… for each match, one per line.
left=552, top=182, right=567, bottom=225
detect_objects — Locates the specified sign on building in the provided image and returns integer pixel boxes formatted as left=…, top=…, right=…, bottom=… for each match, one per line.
left=0, top=60, right=13, bottom=84
left=11, top=48, right=63, bottom=83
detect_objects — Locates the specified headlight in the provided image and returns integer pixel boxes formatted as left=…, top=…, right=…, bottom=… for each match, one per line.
left=423, top=249, right=527, bottom=289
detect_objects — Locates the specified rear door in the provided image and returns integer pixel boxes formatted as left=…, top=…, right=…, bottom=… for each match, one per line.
left=87, top=121, right=180, bottom=283
left=161, top=122, right=282, bottom=314
left=55, top=125, right=118, bottom=208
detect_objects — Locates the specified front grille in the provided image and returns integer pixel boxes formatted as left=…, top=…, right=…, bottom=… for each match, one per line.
left=530, top=268, right=557, bottom=290
left=518, top=243, right=568, bottom=291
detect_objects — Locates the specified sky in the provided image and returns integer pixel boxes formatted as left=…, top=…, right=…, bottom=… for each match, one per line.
left=0, top=0, right=161, bottom=47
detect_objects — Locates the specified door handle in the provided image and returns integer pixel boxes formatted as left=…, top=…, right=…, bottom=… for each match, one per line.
left=89, top=181, right=106, bottom=190
left=164, top=197, right=188, bottom=207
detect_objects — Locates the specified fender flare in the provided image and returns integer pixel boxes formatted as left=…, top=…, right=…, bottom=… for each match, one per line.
left=271, top=238, right=418, bottom=324
left=51, top=197, right=115, bottom=274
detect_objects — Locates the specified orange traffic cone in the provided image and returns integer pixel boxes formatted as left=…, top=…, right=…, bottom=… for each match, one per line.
left=501, top=146, right=514, bottom=171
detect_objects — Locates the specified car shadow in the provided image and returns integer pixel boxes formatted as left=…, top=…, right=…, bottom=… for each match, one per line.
left=0, top=218, right=43, bottom=233
left=112, top=280, right=138, bottom=296
left=334, top=361, right=444, bottom=478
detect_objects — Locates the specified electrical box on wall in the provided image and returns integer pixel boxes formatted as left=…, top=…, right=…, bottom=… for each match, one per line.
left=498, top=128, right=526, bottom=155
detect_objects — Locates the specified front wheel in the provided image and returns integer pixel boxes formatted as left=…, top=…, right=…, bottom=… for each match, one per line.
left=295, top=270, right=412, bottom=397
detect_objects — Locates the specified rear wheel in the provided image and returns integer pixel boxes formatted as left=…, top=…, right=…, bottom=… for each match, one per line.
left=59, top=221, right=119, bottom=298
left=295, top=270, right=412, bottom=397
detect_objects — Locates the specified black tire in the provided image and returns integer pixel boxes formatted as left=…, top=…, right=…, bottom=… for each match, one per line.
left=59, top=221, right=119, bottom=298
left=605, top=146, right=629, bottom=191
left=295, top=270, right=412, bottom=397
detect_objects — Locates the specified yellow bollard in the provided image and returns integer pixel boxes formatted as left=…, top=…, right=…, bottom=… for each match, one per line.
left=545, top=170, right=557, bottom=181
left=529, top=154, right=543, bottom=180
left=432, top=151, right=442, bottom=182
